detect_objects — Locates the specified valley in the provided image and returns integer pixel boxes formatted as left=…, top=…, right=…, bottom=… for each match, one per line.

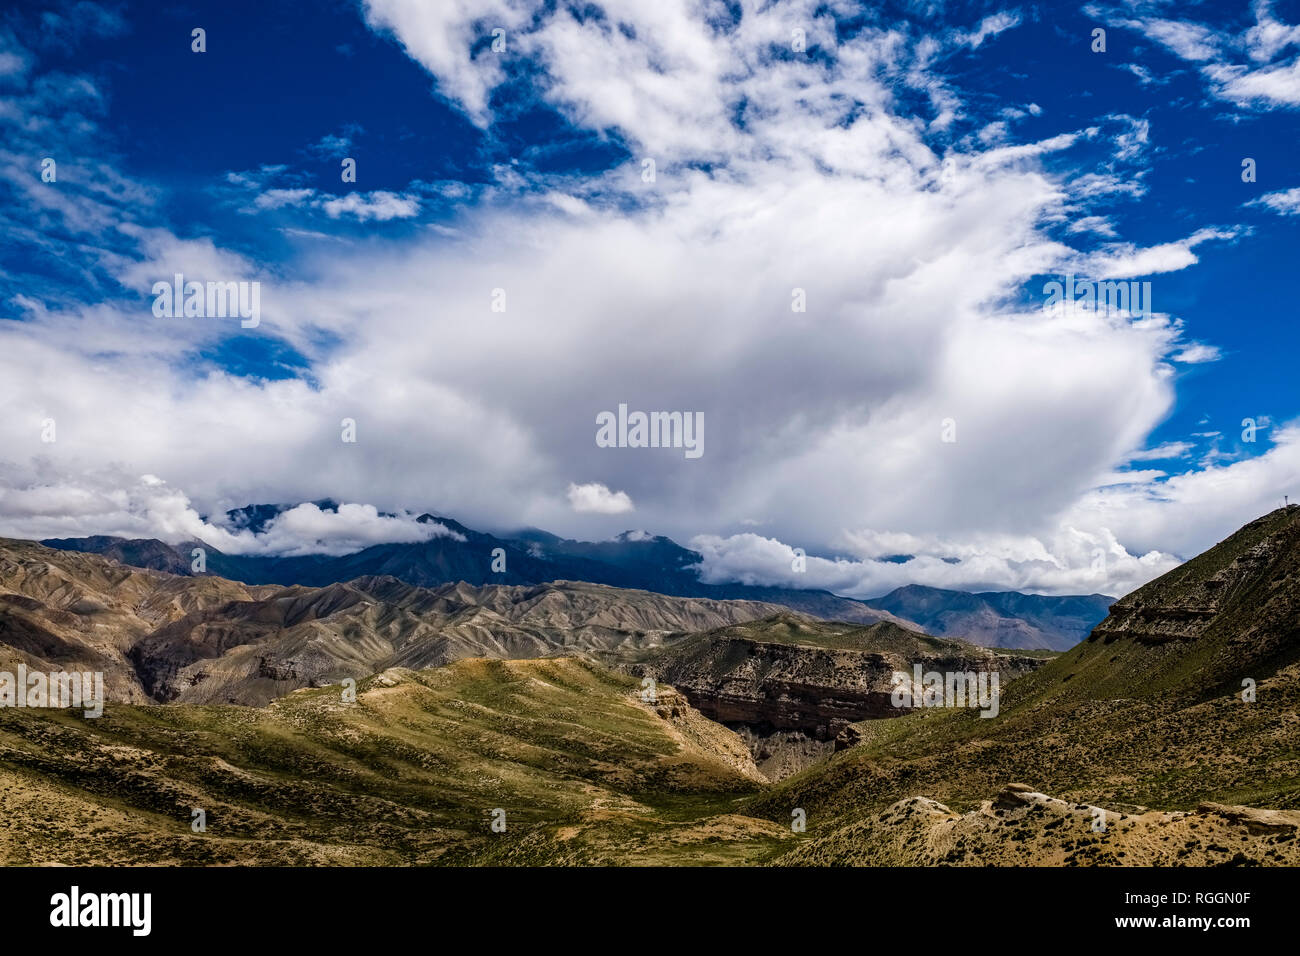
left=624, top=614, right=1050, bottom=779
left=1, top=506, right=1299, bottom=865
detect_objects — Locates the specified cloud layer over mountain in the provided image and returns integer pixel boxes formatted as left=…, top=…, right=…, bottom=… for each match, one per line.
left=1, top=1, right=1298, bottom=598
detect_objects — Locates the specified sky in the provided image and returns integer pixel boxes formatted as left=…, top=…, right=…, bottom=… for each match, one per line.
left=0, top=0, right=1298, bottom=599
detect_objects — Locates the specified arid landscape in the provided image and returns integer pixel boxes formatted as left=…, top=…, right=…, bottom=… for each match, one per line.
left=1, top=2, right=1296, bottom=940
left=2, top=505, right=1297, bottom=866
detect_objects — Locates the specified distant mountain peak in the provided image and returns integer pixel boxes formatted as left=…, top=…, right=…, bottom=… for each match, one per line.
left=864, top=583, right=1116, bottom=651
left=615, top=529, right=658, bottom=542
left=40, top=504, right=1116, bottom=650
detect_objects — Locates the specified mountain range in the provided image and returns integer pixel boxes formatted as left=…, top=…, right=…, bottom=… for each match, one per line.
left=41, top=500, right=1115, bottom=651
left=1, top=506, right=1298, bottom=864
left=0, top=537, right=795, bottom=706
left=862, top=585, right=1115, bottom=650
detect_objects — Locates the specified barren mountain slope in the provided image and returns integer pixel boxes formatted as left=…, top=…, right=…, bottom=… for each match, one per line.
left=776, top=784, right=1300, bottom=866
left=748, top=507, right=1300, bottom=863
left=0, top=539, right=796, bottom=705
left=0, top=539, right=275, bottom=702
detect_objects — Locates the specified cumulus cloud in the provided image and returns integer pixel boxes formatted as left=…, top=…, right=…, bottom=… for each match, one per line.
left=306, top=126, right=363, bottom=159
left=0, top=0, right=1274, bottom=598
left=319, top=191, right=420, bottom=221
left=1061, top=422, right=1300, bottom=561
left=251, top=188, right=316, bottom=211
left=689, top=525, right=1177, bottom=599
left=0, top=32, right=30, bottom=79
left=361, top=0, right=527, bottom=126
left=691, top=421, right=1300, bottom=595
left=219, top=501, right=464, bottom=556
left=567, top=483, right=634, bottom=515
left=1134, top=18, right=1223, bottom=62
left=0, top=468, right=462, bottom=556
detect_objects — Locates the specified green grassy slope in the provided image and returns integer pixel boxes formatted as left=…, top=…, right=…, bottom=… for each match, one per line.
left=744, top=509, right=1300, bottom=863
left=0, top=657, right=793, bottom=866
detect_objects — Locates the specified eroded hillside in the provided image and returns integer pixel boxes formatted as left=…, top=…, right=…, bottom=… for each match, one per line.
left=0, top=539, right=796, bottom=705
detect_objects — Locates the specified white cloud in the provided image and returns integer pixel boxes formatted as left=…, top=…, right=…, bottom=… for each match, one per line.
left=319, top=190, right=420, bottom=221
left=252, top=188, right=316, bottom=211
left=1245, top=2, right=1300, bottom=61
left=222, top=172, right=421, bottom=222
left=1078, top=228, right=1239, bottom=279
left=0, top=469, right=462, bottom=556
left=1128, top=441, right=1194, bottom=461
left=1111, top=3, right=1300, bottom=110
left=1170, top=342, right=1222, bottom=363
left=567, top=482, right=634, bottom=515
left=361, top=0, right=528, bottom=126
left=690, top=525, right=1176, bottom=598
left=1136, top=18, right=1222, bottom=62
left=691, top=422, right=1300, bottom=595
left=1067, top=215, right=1118, bottom=237
left=0, top=51, right=28, bottom=79
left=224, top=501, right=464, bottom=556
left=359, top=0, right=1029, bottom=159
left=308, top=127, right=362, bottom=159
left=0, top=0, right=1270, bottom=599
left=1062, top=422, right=1300, bottom=561
left=1205, top=58, right=1300, bottom=106
left=955, top=11, right=1022, bottom=49
left=1248, top=186, right=1300, bottom=215
left=1123, top=63, right=1168, bottom=87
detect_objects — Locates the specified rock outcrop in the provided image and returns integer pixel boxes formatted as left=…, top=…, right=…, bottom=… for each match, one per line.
left=776, top=784, right=1300, bottom=866
left=1092, top=505, right=1300, bottom=649
left=1076, top=504, right=1300, bottom=700
left=636, top=616, right=1046, bottom=739
left=630, top=615, right=1050, bottom=778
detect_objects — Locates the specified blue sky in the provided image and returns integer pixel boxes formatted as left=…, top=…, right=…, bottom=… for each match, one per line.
left=1, top=0, right=1298, bottom=597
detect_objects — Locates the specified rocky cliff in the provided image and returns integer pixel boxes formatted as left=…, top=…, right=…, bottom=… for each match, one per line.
left=630, top=615, right=1050, bottom=777
left=1080, top=504, right=1300, bottom=697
